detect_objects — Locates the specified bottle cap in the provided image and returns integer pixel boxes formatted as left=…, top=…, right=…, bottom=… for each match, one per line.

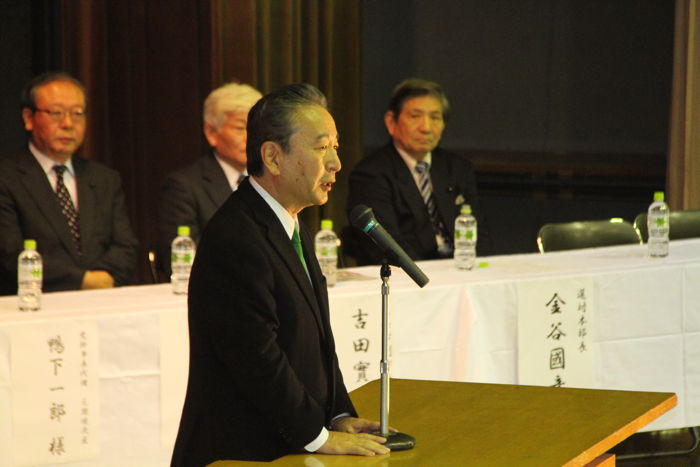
left=461, top=204, right=472, bottom=214
left=24, top=239, right=37, bottom=250
left=321, top=219, right=333, bottom=230
left=653, top=191, right=665, bottom=202
left=177, top=225, right=191, bottom=236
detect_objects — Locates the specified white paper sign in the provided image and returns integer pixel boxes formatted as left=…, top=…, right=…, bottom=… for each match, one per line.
left=517, top=277, right=595, bottom=388
left=329, top=293, right=383, bottom=392
left=10, top=320, right=100, bottom=466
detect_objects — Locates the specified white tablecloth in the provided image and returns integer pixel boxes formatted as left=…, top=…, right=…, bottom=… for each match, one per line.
left=1, top=238, right=699, bottom=466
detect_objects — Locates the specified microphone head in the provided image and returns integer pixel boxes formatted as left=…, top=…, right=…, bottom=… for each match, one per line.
left=349, top=204, right=376, bottom=230
left=349, top=204, right=430, bottom=288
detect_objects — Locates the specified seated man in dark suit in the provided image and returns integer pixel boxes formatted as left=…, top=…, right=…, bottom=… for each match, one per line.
left=157, top=82, right=262, bottom=276
left=171, top=83, right=389, bottom=465
left=0, top=72, right=139, bottom=294
left=347, top=78, right=485, bottom=265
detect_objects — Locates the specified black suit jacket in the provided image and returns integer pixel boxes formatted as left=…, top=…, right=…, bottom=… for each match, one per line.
left=347, top=142, right=484, bottom=265
left=157, top=153, right=232, bottom=275
left=0, top=149, right=139, bottom=294
left=171, top=179, right=356, bottom=465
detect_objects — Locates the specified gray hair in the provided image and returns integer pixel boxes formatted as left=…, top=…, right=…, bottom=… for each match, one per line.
left=203, top=82, right=263, bottom=129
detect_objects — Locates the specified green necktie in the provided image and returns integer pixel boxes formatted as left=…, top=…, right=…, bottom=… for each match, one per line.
left=292, top=225, right=309, bottom=274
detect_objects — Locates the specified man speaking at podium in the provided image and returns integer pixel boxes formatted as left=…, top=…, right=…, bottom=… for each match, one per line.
left=171, top=84, right=389, bottom=465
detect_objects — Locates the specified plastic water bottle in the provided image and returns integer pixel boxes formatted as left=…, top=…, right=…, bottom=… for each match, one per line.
left=18, top=239, right=42, bottom=311
left=171, top=225, right=196, bottom=294
left=314, top=219, right=338, bottom=287
left=647, top=191, right=670, bottom=258
left=454, top=204, right=477, bottom=270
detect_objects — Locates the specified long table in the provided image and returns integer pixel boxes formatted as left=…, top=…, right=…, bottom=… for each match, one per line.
left=1, top=238, right=699, bottom=466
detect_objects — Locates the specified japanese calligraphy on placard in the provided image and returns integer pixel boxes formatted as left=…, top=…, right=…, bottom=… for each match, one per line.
left=329, top=293, right=382, bottom=392
left=10, top=321, right=99, bottom=466
left=517, top=277, right=594, bottom=388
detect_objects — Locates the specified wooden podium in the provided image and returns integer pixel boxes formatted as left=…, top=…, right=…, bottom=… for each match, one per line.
left=210, top=378, right=676, bottom=466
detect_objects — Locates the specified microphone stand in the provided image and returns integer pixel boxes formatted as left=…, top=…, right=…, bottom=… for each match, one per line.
left=375, top=257, right=416, bottom=450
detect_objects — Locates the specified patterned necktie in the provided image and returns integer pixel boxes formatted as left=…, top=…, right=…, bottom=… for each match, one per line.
left=415, top=161, right=448, bottom=242
left=291, top=225, right=309, bottom=274
left=52, top=165, right=81, bottom=251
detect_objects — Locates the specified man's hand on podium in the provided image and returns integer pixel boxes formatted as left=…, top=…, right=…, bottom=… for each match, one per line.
left=316, top=417, right=391, bottom=456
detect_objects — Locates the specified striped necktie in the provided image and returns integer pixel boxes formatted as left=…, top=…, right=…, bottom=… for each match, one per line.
left=415, top=161, right=448, bottom=242
left=52, top=165, right=81, bottom=252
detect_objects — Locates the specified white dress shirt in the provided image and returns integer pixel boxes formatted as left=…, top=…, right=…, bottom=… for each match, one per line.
left=29, top=142, right=79, bottom=210
left=215, top=153, right=246, bottom=191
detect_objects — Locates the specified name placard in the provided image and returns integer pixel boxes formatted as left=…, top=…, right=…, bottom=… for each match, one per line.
left=329, top=293, right=383, bottom=392
left=518, top=277, right=595, bottom=388
left=10, top=320, right=99, bottom=466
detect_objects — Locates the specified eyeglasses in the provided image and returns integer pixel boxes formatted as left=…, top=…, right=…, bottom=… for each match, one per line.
left=33, top=108, right=86, bottom=122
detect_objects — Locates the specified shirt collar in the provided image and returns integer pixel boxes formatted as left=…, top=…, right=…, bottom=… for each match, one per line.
left=249, top=177, right=297, bottom=240
left=214, top=152, right=246, bottom=190
left=28, top=142, right=75, bottom=177
left=394, top=143, right=432, bottom=173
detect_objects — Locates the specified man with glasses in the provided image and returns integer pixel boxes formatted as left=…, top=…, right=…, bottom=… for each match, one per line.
left=157, top=82, right=262, bottom=278
left=0, top=72, right=138, bottom=294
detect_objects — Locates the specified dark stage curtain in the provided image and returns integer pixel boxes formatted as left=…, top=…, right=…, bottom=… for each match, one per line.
left=58, top=0, right=363, bottom=283
left=668, top=0, right=700, bottom=210
left=214, top=0, right=364, bottom=239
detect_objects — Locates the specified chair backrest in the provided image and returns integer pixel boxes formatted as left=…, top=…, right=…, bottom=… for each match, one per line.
left=147, top=248, right=160, bottom=283
left=537, top=219, right=641, bottom=253
left=633, top=209, right=700, bottom=242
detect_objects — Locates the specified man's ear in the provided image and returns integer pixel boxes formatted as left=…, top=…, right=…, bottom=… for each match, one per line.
left=22, top=108, right=34, bottom=132
left=261, top=141, right=283, bottom=176
left=384, top=111, right=396, bottom=136
left=203, top=124, right=218, bottom=148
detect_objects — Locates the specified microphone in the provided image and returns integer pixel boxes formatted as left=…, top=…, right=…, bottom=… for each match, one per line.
left=349, top=205, right=429, bottom=287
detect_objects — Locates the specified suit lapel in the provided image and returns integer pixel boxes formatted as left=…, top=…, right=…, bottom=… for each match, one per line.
left=202, top=154, right=232, bottom=208
left=239, top=181, right=327, bottom=339
left=74, top=157, right=95, bottom=255
left=388, top=146, right=429, bottom=224
left=430, top=150, right=456, bottom=237
left=300, top=223, right=332, bottom=340
left=17, top=151, right=81, bottom=262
